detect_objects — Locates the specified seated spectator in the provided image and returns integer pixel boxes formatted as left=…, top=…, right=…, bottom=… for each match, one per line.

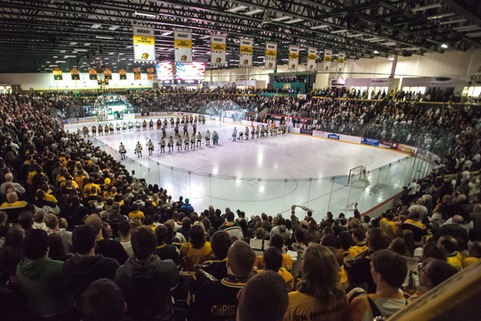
left=438, top=235, right=464, bottom=270
left=16, top=229, right=76, bottom=319
left=84, top=214, right=129, bottom=264
left=348, top=249, right=408, bottom=321
left=409, top=258, right=458, bottom=302
left=63, top=225, right=120, bottom=302
left=78, top=278, right=127, bottom=321
left=263, top=247, right=294, bottom=291
left=464, top=241, right=481, bottom=267
left=237, top=270, right=288, bottom=321
left=435, top=215, right=469, bottom=243
left=285, top=243, right=348, bottom=321
left=218, top=211, right=244, bottom=240
left=45, top=213, right=73, bottom=254
left=0, top=172, right=25, bottom=196
left=269, top=233, right=293, bottom=270
left=115, top=226, right=179, bottom=321
left=346, top=227, right=368, bottom=259
left=402, top=211, right=427, bottom=243
left=180, top=224, right=212, bottom=271
left=188, top=240, right=256, bottom=321
left=0, top=191, right=34, bottom=223
left=0, top=226, right=24, bottom=285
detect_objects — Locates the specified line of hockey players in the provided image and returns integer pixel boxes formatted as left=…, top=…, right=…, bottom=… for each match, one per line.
left=118, top=130, right=220, bottom=158
left=82, top=115, right=207, bottom=138
left=231, top=124, right=288, bottom=141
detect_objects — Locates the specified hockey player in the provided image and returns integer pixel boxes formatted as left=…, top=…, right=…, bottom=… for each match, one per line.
left=149, top=119, right=154, bottom=130
left=162, top=125, right=167, bottom=138
left=98, top=124, right=103, bottom=136
left=213, top=131, right=219, bottom=145
left=174, top=124, right=180, bottom=138
left=82, top=126, right=89, bottom=138
left=159, top=137, right=166, bottom=153
left=168, top=136, right=174, bottom=152
left=184, top=135, right=190, bottom=150
left=245, top=127, right=249, bottom=140
left=128, top=121, right=133, bottom=131
left=205, top=130, right=211, bottom=146
left=176, top=137, right=182, bottom=151
left=135, top=141, right=143, bottom=157
left=193, top=122, right=197, bottom=135
left=119, top=142, right=127, bottom=160
left=122, top=122, right=127, bottom=132
left=91, top=125, right=96, bottom=137
left=201, top=115, right=206, bottom=125
left=135, top=121, right=141, bottom=131
left=147, top=139, right=154, bottom=155
left=170, top=117, right=175, bottom=127
left=116, top=123, right=121, bottom=133
left=142, top=120, right=147, bottom=131
left=157, top=118, right=162, bottom=130
left=251, top=126, right=255, bottom=139
left=238, top=130, right=243, bottom=140
left=109, top=123, right=114, bottom=135
left=190, top=134, right=196, bottom=149
left=232, top=127, right=237, bottom=141
left=196, top=132, right=202, bottom=147
left=183, top=123, right=188, bottom=136
left=255, top=126, right=260, bottom=138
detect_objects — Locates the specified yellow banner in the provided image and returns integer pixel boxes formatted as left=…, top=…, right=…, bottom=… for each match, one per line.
left=174, top=39, right=192, bottom=48
left=119, top=68, right=127, bottom=80
left=308, top=53, right=316, bottom=60
left=104, top=68, right=112, bottom=80
left=266, top=49, right=276, bottom=57
left=134, top=35, right=154, bottom=45
left=289, top=52, right=299, bottom=59
left=211, top=43, right=226, bottom=51
left=240, top=46, right=253, bottom=54
left=53, top=68, right=62, bottom=80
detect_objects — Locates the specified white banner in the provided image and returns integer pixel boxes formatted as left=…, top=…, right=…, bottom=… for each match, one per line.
left=324, top=49, right=332, bottom=71
left=174, top=30, right=192, bottom=63
left=288, top=46, right=299, bottom=70
left=239, top=38, right=253, bottom=67
left=265, top=42, right=277, bottom=69
left=133, top=26, right=155, bottom=63
left=338, top=51, right=345, bottom=71
left=307, top=47, right=317, bottom=71
left=211, top=35, right=226, bottom=65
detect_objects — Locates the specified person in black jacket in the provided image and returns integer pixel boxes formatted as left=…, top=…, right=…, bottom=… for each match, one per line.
left=63, top=225, right=120, bottom=302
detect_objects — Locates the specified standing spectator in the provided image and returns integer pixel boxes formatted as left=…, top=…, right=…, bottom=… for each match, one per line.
left=118, top=220, right=134, bottom=257
left=218, top=211, right=244, bottom=240
left=180, top=224, right=212, bottom=271
left=63, top=225, right=120, bottom=302
left=16, top=229, right=76, bottom=319
left=115, top=227, right=179, bottom=321
left=180, top=198, right=194, bottom=216
left=78, top=278, right=127, bottom=321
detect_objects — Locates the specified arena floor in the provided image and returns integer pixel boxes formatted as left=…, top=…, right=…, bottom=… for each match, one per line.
left=65, top=116, right=410, bottom=221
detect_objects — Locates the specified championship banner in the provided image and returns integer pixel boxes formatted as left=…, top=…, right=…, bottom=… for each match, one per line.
left=239, top=38, right=253, bottom=67
left=104, top=68, right=112, bottom=80
left=89, top=68, right=97, bottom=80
left=211, top=35, right=226, bottom=65
left=147, top=67, right=155, bottom=80
left=288, top=46, right=299, bottom=70
left=338, top=52, right=345, bottom=71
left=324, top=49, right=332, bottom=71
left=53, top=68, right=62, bottom=80
left=307, top=47, right=317, bottom=71
left=174, top=30, right=192, bottom=62
left=119, top=69, right=127, bottom=80
left=133, top=26, right=155, bottom=63
left=265, top=42, right=277, bottom=69
left=70, top=68, right=80, bottom=80
left=133, top=67, right=141, bottom=80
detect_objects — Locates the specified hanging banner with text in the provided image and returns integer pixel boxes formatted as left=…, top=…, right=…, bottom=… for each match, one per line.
left=119, top=69, right=127, bottom=80
left=133, top=67, right=141, bottom=80
left=147, top=67, right=156, bottom=80
left=265, top=42, right=277, bottom=69
left=53, top=68, right=62, bottom=80
left=88, top=68, right=97, bottom=80
left=174, top=30, right=192, bottom=63
left=211, top=35, right=226, bottom=66
left=133, top=26, right=155, bottom=63
left=104, top=68, right=112, bottom=80
left=324, top=49, right=332, bottom=71
left=307, top=47, right=317, bottom=71
left=239, top=38, right=253, bottom=67
left=288, top=46, right=299, bottom=70
left=70, top=68, right=80, bottom=80
left=337, top=52, right=345, bottom=71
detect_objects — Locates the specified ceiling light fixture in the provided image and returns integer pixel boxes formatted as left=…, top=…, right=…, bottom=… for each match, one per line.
left=412, top=4, right=442, bottom=13
left=439, top=18, right=466, bottom=25
left=373, top=50, right=379, bottom=54
left=453, top=25, right=480, bottom=32
left=427, top=12, right=455, bottom=20
left=109, top=26, right=119, bottom=30
left=244, top=9, right=263, bottom=15
left=96, top=35, right=114, bottom=40
left=331, top=29, right=347, bottom=34
left=311, top=24, right=329, bottom=30
left=91, top=24, right=101, bottom=29
left=134, top=11, right=157, bottom=18
left=466, top=31, right=481, bottom=37
left=226, top=5, right=247, bottom=13
left=285, top=18, right=304, bottom=24
left=441, top=43, right=448, bottom=49
left=271, top=16, right=291, bottom=22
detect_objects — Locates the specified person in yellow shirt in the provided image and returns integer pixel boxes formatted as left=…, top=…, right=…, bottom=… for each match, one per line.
left=261, top=247, right=295, bottom=291
left=180, top=224, right=212, bottom=271
left=128, top=204, right=145, bottom=221
left=464, top=241, right=481, bottom=267
left=346, top=227, right=368, bottom=259
left=439, top=235, right=464, bottom=270
left=269, top=234, right=293, bottom=270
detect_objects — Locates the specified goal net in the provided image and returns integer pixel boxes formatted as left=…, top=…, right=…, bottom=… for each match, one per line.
left=348, top=165, right=370, bottom=188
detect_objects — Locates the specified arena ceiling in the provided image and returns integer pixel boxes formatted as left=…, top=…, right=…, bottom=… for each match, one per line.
left=0, top=0, right=481, bottom=73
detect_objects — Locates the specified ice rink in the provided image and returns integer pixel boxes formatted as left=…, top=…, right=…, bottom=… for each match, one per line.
left=66, top=116, right=415, bottom=221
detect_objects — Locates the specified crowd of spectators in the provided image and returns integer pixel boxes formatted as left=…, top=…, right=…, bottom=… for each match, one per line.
left=0, top=90, right=479, bottom=321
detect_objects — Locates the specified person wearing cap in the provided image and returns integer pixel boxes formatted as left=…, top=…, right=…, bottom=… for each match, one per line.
left=181, top=198, right=194, bottom=216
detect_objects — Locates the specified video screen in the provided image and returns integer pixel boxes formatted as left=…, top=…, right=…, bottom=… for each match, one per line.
left=155, top=62, right=174, bottom=80
left=175, top=62, right=205, bottom=80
